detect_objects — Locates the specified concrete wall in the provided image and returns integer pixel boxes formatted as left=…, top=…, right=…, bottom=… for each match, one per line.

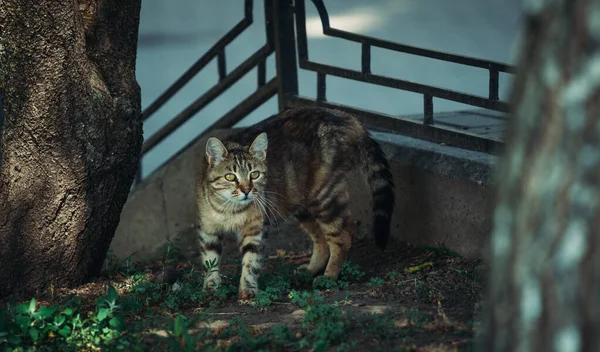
left=110, top=129, right=497, bottom=260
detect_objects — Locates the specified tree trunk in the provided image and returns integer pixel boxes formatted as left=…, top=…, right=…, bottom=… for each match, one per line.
left=481, top=0, right=600, bottom=350
left=0, top=0, right=143, bottom=298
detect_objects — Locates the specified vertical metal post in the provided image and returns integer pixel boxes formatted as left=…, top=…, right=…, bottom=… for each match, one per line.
left=317, top=73, right=327, bottom=101
left=217, top=49, right=227, bottom=81
left=257, top=59, right=266, bottom=87
left=271, top=0, right=299, bottom=111
left=361, top=43, right=371, bottom=74
left=423, top=94, right=434, bottom=125
left=489, top=69, right=499, bottom=101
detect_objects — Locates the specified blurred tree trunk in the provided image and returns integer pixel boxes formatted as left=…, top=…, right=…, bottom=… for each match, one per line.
left=481, top=0, right=600, bottom=350
left=0, top=0, right=143, bottom=298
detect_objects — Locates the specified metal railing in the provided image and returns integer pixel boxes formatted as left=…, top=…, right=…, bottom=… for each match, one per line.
left=136, top=0, right=516, bottom=184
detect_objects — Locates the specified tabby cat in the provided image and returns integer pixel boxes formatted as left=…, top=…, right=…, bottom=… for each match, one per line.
left=196, top=107, right=395, bottom=300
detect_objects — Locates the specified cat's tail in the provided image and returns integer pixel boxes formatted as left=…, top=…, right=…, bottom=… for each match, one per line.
left=360, top=134, right=395, bottom=250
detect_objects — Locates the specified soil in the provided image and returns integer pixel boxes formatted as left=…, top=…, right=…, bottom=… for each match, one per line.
left=3, top=221, right=486, bottom=352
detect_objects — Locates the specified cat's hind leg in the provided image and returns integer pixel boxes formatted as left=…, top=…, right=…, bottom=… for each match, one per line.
left=294, top=212, right=329, bottom=276
left=313, top=184, right=353, bottom=280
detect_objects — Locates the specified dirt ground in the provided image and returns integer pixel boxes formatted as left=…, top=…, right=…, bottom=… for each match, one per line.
left=2, top=221, right=486, bottom=351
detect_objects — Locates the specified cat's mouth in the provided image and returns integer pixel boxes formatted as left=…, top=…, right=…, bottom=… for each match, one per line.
left=236, top=196, right=253, bottom=205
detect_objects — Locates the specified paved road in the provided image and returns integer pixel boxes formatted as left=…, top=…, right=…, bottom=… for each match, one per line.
left=136, top=0, right=523, bottom=177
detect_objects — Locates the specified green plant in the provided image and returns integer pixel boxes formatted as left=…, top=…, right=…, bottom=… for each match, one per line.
left=252, top=287, right=279, bottom=309
left=289, top=290, right=349, bottom=351
left=388, top=270, right=401, bottom=281
left=163, top=314, right=210, bottom=352
left=368, top=277, right=385, bottom=288
left=103, top=250, right=139, bottom=277
left=163, top=281, right=206, bottom=312
left=338, top=261, right=365, bottom=282
left=313, top=275, right=348, bottom=290
left=0, top=285, right=136, bottom=351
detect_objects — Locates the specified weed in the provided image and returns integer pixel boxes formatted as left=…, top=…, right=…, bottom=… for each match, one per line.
left=103, top=250, right=139, bottom=277
left=289, top=290, right=349, bottom=351
left=311, top=261, right=366, bottom=291
left=388, top=270, right=401, bottom=281
left=339, top=261, right=365, bottom=282
left=368, top=277, right=385, bottom=288
left=252, top=287, right=280, bottom=309
left=313, top=275, right=348, bottom=290
left=163, top=281, right=206, bottom=312
left=0, top=285, right=138, bottom=351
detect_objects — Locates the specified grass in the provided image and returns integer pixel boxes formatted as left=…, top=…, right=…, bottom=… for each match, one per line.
left=0, top=243, right=483, bottom=351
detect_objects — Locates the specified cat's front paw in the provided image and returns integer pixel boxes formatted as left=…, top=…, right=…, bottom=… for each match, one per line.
left=203, top=273, right=222, bottom=291
left=238, top=287, right=258, bottom=304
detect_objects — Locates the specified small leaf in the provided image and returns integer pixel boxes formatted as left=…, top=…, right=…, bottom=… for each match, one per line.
left=106, top=285, right=118, bottom=303
left=62, top=308, right=74, bottom=316
left=7, top=334, right=22, bottom=345
left=54, top=315, right=66, bottom=326
left=37, top=306, right=57, bottom=319
left=173, top=315, right=186, bottom=336
left=96, top=308, right=110, bottom=322
left=28, top=298, right=36, bottom=314
left=109, top=315, right=125, bottom=330
left=29, top=327, right=39, bottom=341
left=54, top=315, right=66, bottom=327
left=16, top=303, right=29, bottom=314
left=15, top=315, right=30, bottom=332
left=58, top=326, right=71, bottom=337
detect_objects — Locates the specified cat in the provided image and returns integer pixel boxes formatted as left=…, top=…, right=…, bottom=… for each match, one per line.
left=196, top=107, right=395, bottom=300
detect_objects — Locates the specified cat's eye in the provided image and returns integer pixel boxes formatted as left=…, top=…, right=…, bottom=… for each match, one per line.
left=224, top=173, right=236, bottom=181
left=250, top=171, right=260, bottom=180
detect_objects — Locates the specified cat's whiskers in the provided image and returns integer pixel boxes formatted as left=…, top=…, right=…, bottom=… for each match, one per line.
left=255, top=193, right=284, bottom=227
left=253, top=195, right=273, bottom=226
left=220, top=198, right=234, bottom=213
left=259, top=191, right=284, bottom=219
left=252, top=194, right=277, bottom=227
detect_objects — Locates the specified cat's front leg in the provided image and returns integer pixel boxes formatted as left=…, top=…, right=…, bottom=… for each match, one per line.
left=198, top=230, right=223, bottom=290
left=238, top=226, right=266, bottom=301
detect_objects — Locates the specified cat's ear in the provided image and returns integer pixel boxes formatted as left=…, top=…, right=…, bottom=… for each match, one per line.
left=206, top=137, right=228, bottom=166
left=249, top=132, right=268, bottom=161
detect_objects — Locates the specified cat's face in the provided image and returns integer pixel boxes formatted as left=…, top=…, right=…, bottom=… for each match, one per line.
left=204, top=133, right=268, bottom=206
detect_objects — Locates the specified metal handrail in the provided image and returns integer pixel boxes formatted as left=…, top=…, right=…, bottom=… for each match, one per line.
left=142, top=0, right=254, bottom=122
left=135, top=0, right=515, bottom=184
left=295, top=0, right=517, bottom=122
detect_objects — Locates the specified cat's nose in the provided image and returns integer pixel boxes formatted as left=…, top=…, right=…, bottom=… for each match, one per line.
left=241, top=188, right=251, bottom=196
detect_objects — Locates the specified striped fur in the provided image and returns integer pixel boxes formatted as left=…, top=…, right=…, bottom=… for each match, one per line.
left=196, top=107, right=395, bottom=299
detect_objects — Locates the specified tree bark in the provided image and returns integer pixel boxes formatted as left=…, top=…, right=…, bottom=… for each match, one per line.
left=481, top=0, right=600, bottom=351
left=0, top=0, right=142, bottom=298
